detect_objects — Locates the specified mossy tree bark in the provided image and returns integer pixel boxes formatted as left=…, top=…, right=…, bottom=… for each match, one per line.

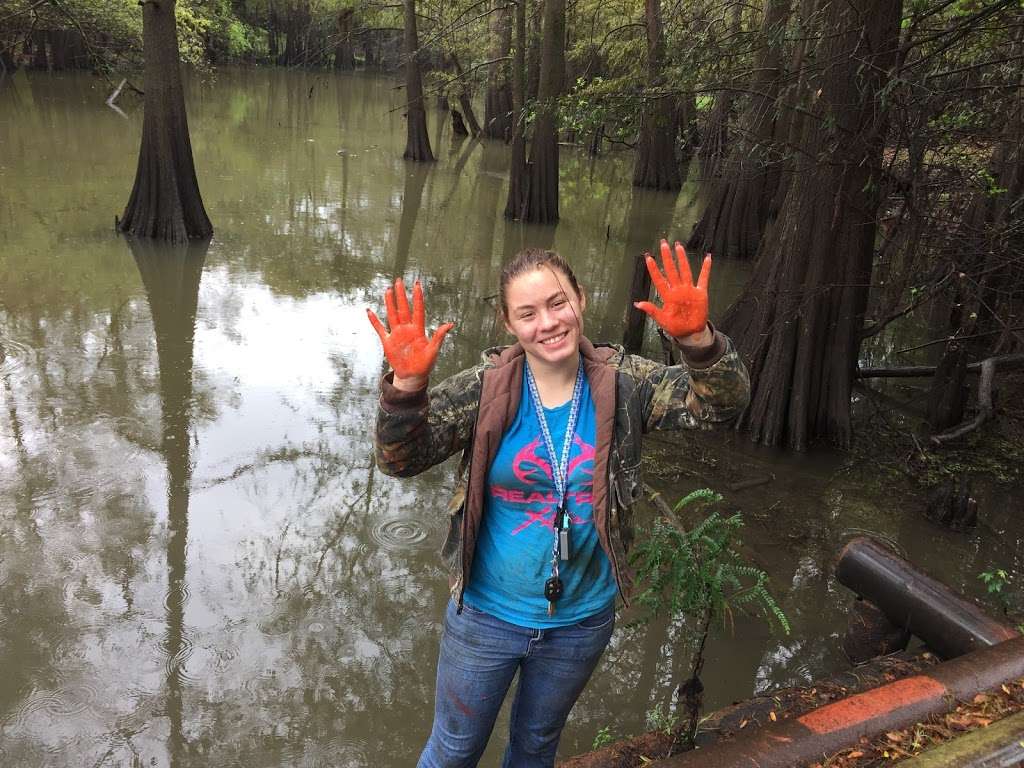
left=721, top=0, right=903, bottom=450
left=402, top=0, right=434, bottom=162
left=688, top=0, right=791, bottom=259
left=119, top=0, right=213, bottom=242
left=521, top=0, right=565, bottom=224
left=633, top=0, right=681, bottom=191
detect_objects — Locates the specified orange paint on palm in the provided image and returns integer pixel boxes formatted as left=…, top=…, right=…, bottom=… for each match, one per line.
left=797, top=676, right=947, bottom=735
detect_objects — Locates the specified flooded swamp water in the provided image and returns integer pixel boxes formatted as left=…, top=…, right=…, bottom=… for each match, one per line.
left=0, top=68, right=1021, bottom=767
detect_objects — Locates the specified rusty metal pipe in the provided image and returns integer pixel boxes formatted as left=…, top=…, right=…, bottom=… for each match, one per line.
left=836, top=537, right=1019, bottom=659
left=650, top=636, right=1024, bottom=768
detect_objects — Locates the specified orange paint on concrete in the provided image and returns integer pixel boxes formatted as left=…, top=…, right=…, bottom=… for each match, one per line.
left=798, top=676, right=947, bottom=735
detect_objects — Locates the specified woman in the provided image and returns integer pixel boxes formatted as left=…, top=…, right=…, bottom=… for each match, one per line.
left=367, top=242, right=750, bottom=767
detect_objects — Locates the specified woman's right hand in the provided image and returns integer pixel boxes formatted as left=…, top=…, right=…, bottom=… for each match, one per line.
left=367, top=278, right=454, bottom=390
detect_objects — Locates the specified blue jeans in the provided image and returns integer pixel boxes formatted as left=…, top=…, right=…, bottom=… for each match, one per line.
left=417, top=600, right=615, bottom=768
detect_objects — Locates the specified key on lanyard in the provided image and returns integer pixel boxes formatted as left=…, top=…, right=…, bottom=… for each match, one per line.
left=545, top=575, right=563, bottom=616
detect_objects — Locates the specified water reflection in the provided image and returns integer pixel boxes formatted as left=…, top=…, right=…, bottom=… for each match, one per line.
left=1, top=68, right=1020, bottom=766
left=130, top=238, right=208, bottom=765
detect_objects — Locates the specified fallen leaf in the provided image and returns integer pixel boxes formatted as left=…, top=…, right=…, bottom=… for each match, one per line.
left=848, top=751, right=864, bottom=758
left=769, top=711, right=777, bottom=722
left=739, top=719, right=749, bottom=729
left=886, top=731, right=905, bottom=742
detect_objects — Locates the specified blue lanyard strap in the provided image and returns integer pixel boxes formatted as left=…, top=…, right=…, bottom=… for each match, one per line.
left=524, top=357, right=585, bottom=515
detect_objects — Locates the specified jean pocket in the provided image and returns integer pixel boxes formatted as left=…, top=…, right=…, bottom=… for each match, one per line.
left=460, top=600, right=488, bottom=616
left=575, top=605, right=615, bottom=631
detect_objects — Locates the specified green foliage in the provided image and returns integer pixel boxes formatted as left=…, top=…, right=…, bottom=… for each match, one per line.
left=644, top=703, right=678, bottom=735
left=979, top=568, right=1012, bottom=614
left=591, top=725, right=615, bottom=749
left=630, top=489, right=790, bottom=635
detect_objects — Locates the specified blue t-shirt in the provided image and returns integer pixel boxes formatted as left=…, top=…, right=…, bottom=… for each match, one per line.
left=463, top=365, right=618, bottom=628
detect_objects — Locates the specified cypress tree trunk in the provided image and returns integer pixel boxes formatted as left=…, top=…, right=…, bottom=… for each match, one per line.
left=484, top=0, right=513, bottom=141
left=633, top=0, right=681, bottom=191
left=334, top=8, right=356, bottom=69
left=402, top=0, right=434, bottom=162
left=504, top=0, right=528, bottom=219
left=688, top=0, right=791, bottom=259
left=119, top=0, right=212, bottom=242
left=521, top=0, right=565, bottom=224
left=721, top=0, right=903, bottom=450
left=450, top=53, right=483, bottom=137
left=696, top=3, right=742, bottom=180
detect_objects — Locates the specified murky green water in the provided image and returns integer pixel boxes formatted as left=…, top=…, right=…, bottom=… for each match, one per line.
left=1, top=68, right=1019, bottom=767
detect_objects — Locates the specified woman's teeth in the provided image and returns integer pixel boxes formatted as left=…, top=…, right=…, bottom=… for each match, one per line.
left=541, top=332, right=567, bottom=345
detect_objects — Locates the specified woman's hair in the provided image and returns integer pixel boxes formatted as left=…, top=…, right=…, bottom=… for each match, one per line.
left=499, top=248, right=582, bottom=319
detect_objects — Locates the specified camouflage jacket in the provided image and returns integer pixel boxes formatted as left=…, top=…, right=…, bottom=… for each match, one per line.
left=375, top=330, right=750, bottom=607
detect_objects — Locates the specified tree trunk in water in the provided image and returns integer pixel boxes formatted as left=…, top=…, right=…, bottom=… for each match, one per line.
left=633, top=0, right=681, bottom=191
left=504, top=0, right=528, bottom=219
left=334, top=8, right=356, bottom=69
left=119, top=0, right=212, bottom=242
left=31, top=30, right=48, bottom=70
left=402, top=0, right=434, bottom=161
left=450, top=53, right=482, bottom=137
left=521, top=0, right=565, bottom=224
left=484, top=0, right=514, bottom=140
left=688, top=0, right=791, bottom=259
left=721, top=0, right=902, bottom=450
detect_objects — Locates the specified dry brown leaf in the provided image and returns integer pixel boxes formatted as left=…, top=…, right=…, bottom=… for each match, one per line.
left=769, top=711, right=777, bottom=722
left=886, top=731, right=905, bottom=742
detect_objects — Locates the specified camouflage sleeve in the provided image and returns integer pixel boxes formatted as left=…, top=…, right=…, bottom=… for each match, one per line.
left=626, top=327, right=750, bottom=432
left=374, top=364, right=484, bottom=477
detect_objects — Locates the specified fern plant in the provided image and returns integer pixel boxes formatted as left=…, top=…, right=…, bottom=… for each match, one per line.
left=630, top=488, right=789, bottom=750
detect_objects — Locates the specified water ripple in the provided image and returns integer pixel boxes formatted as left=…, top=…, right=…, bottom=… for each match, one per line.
left=371, top=518, right=428, bottom=551
left=257, top=610, right=298, bottom=636
left=1, top=685, right=98, bottom=734
left=0, top=337, right=32, bottom=376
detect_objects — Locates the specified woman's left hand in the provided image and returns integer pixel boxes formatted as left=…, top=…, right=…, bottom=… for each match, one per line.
left=633, top=239, right=711, bottom=342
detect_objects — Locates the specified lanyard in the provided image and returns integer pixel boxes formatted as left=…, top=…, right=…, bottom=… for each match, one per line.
left=524, top=357, right=585, bottom=514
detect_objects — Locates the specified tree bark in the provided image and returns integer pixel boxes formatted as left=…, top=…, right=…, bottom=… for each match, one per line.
left=402, top=0, right=434, bottom=161
left=484, top=0, right=514, bottom=140
left=504, top=0, right=528, bottom=219
left=688, top=0, right=791, bottom=259
left=521, top=0, right=565, bottom=224
left=696, top=3, right=743, bottom=180
left=450, top=52, right=483, bottom=137
left=632, top=0, right=681, bottom=190
left=334, top=8, right=357, bottom=69
left=721, top=0, right=903, bottom=450
left=119, top=0, right=213, bottom=242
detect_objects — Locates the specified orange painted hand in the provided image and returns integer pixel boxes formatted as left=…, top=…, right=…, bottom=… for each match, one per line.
left=634, top=239, right=712, bottom=341
left=367, top=278, right=454, bottom=386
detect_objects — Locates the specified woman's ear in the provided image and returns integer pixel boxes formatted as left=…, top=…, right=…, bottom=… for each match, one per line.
left=579, top=290, right=588, bottom=313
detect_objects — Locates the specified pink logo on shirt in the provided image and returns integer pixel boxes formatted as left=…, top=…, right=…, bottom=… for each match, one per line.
left=499, top=436, right=595, bottom=534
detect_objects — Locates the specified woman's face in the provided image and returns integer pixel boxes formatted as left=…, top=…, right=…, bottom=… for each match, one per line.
left=503, top=266, right=586, bottom=369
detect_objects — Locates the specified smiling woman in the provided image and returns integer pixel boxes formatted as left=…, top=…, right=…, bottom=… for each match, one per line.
left=368, top=243, right=751, bottom=766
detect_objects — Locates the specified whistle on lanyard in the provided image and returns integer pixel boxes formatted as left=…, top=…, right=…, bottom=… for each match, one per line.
left=556, top=504, right=572, bottom=561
